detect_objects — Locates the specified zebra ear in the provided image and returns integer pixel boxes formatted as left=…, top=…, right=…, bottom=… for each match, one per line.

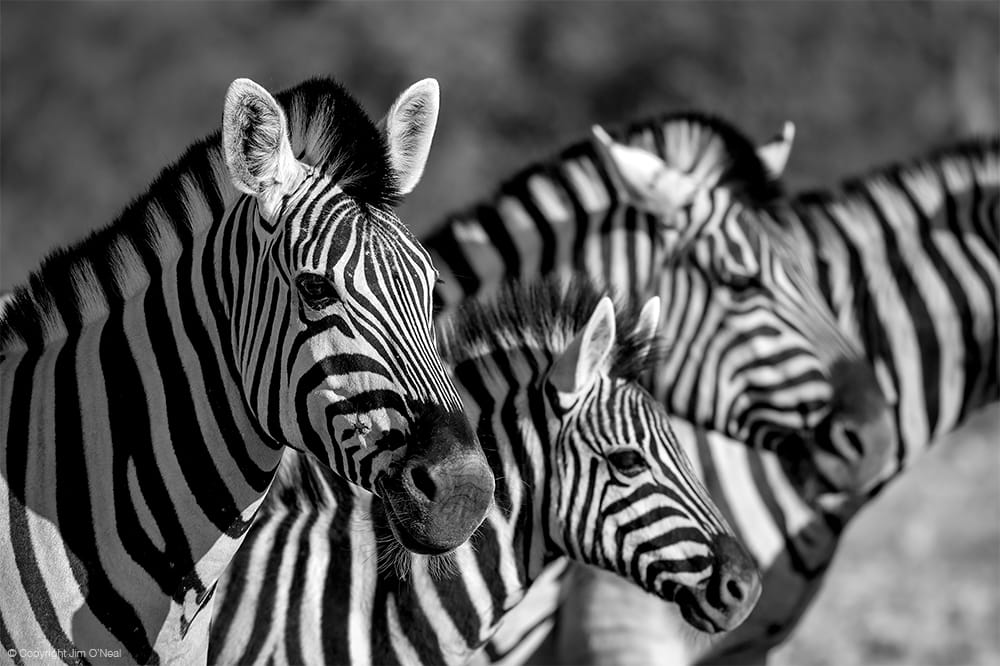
left=591, top=125, right=698, bottom=215
left=635, top=296, right=661, bottom=348
left=549, top=297, right=617, bottom=395
left=756, top=121, right=795, bottom=178
left=382, top=78, right=440, bottom=196
left=222, top=78, right=305, bottom=220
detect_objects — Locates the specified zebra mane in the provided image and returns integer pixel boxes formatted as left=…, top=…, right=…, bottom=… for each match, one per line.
left=439, top=273, right=669, bottom=383
left=791, top=135, right=1000, bottom=211
left=0, top=77, right=400, bottom=349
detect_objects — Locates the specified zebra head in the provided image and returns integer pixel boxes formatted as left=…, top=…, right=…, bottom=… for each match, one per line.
left=590, top=125, right=896, bottom=502
left=546, top=295, right=761, bottom=633
left=219, top=78, right=493, bottom=554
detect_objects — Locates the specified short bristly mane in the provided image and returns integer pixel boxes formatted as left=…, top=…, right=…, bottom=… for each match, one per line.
left=0, top=77, right=401, bottom=350
left=439, top=273, right=669, bottom=382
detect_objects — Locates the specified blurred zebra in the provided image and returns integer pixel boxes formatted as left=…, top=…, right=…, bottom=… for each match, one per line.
left=208, top=275, right=762, bottom=666
left=0, top=76, right=492, bottom=663
left=425, top=112, right=894, bottom=507
left=551, top=130, right=999, bottom=665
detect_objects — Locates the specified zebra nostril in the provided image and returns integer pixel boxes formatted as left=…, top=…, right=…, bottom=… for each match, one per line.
left=408, top=465, right=438, bottom=502
left=726, top=578, right=744, bottom=602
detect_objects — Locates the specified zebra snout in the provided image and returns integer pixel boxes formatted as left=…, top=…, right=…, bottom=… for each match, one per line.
left=678, top=534, right=761, bottom=634
left=806, top=357, right=897, bottom=500
left=378, top=408, right=494, bottom=555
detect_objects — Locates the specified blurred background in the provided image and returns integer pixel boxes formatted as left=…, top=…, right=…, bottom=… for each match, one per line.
left=2, top=2, right=997, bottom=663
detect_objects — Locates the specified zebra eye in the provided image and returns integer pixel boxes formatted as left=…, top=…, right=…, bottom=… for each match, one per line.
left=607, top=449, right=649, bottom=477
left=295, top=273, right=340, bottom=310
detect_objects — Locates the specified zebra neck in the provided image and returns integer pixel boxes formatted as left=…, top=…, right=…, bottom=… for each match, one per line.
left=782, top=155, right=999, bottom=466
left=437, top=347, right=565, bottom=629
left=0, top=150, right=282, bottom=658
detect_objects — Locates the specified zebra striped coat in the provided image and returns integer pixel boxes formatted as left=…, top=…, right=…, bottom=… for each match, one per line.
left=0, top=76, right=493, bottom=663
left=475, top=126, right=999, bottom=664
left=208, top=276, right=762, bottom=666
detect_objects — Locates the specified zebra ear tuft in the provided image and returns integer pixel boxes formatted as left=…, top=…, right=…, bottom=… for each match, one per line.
left=635, top=296, right=661, bottom=347
left=756, top=121, right=795, bottom=178
left=382, top=78, right=440, bottom=196
left=591, top=125, right=697, bottom=214
left=222, top=78, right=304, bottom=220
left=549, top=296, right=617, bottom=395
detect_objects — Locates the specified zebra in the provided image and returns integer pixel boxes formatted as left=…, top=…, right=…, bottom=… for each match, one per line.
left=477, top=127, right=999, bottom=665
left=545, top=130, right=1000, bottom=666
left=208, top=274, right=762, bottom=666
left=0, top=76, right=494, bottom=664
left=424, top=111, right=895, bottom=509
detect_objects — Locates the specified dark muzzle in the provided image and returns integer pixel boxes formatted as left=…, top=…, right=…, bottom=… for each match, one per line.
left=379, top=408, right=494, bottom=555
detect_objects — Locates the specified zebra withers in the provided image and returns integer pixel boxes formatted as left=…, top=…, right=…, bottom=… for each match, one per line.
left=0, top=77, right=491, bottom=663
left=208, top=275, right=762, bottom=666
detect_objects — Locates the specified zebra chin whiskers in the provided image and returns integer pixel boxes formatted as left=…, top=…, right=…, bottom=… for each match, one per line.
left=372, top=529, right=461, bottom=581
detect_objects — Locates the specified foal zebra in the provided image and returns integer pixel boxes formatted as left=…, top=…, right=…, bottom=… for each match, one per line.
left=556, top=130, right=999, bottom=666
left=209, top=275, right=761, bottom=666
left=425, top=111, right=894, bottom=506
left=0, top=76, right=492, bottom=663
left=484, top=127, right=999, bottom=665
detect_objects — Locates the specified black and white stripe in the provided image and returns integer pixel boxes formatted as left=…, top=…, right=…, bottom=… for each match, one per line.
left=208, top=275, right=762, bottom=665
left=0, top=76, right=491, bottom=663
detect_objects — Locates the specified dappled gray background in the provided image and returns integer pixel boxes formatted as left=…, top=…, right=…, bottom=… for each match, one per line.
left=2, top=2, right=997, bottom=664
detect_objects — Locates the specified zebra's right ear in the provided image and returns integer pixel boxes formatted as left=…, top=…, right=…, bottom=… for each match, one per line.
left=591, top=125, right=698, bottom=215
left=549, top=297, right=617, bottom=395
left=756, top=121, right=795, bottom=178
left=222, top=78, right=306, bottom=221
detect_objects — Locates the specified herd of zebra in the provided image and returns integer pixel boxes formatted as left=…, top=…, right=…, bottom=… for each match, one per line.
left=0, top=75, right=995, bottom=666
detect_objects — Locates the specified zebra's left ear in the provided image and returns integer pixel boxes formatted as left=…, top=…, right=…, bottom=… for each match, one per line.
left=591, top=125, right=698, bottom=216
left=549, top=297, right=617, bottom=395
left=756, top=121, right=795, bottom=178
left=635, top=296, right=661, bottom=348
left=382, top=78, right=440, bottom=196
left=222, top=78, right=306, bottom=221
